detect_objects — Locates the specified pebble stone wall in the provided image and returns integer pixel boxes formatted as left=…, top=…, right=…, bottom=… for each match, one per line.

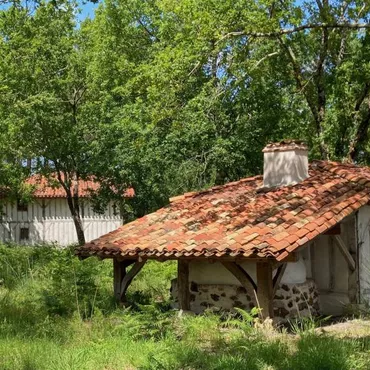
left=171, top=278, right=320, bottom=321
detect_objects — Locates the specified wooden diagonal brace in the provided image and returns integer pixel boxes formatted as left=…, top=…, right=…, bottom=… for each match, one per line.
left=334, top=235, right=355, bottom=271
left=272, top=263, right=287, bottom=296
left=119, top=260, right=147, bottom=302
left=222, top=262, right=257, bottom=305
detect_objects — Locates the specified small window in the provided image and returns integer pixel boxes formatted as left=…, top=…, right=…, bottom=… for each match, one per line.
left=17, top=199, right=28, bottom=212
left=20, top=227, right=29, bottom=241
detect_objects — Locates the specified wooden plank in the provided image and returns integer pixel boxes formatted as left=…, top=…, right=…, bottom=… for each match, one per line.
left=272, top=263, right=287, bottom=296
left=177, top=260, right=190, bottom=310
left=119, top=260, right=146, bottom=302
left=222, top=261, right=257, bottom=296
left=334, top=235, right=356, bottom=271
left=329, top=236, right=335, bottom=291
left=256, top=262, right=274, bottom=319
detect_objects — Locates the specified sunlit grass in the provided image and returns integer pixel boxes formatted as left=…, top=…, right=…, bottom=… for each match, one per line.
left=1, top=244, right=370, bottom=369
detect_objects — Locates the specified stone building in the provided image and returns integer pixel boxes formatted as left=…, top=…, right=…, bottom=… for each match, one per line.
left=77, top=141, right=370, bottom=321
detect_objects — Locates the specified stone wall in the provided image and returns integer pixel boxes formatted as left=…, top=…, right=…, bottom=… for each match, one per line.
left=171, top=279, right=320, bottom=322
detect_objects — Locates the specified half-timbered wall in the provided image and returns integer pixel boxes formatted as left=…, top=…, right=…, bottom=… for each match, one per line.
left=357, top=205, right=370, bottom=304
left=186, top=214, right=361, bottom=317
left=0, top=198, right=122, bottom=245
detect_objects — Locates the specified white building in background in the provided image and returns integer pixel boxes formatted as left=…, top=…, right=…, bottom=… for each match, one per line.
left=0, top=175, right=134, bottom=246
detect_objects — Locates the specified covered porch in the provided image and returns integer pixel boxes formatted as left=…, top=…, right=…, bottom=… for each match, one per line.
left=76, top=143, right=370, bottom=320
left=111, top=254, right=297, bottom=319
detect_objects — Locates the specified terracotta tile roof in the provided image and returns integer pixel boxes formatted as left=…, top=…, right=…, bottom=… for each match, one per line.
left=76, top=161, right=370, bottom=261
left=26, top=175, right=135, bottom=199
left=0, top=174, right=135, bottom=199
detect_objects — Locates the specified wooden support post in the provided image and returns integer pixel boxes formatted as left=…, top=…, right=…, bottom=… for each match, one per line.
left=113, top=259, right=126, bottom=301
left=177, top=260, right=190, bottom=311
left=256, top=262, right=274, bottom=319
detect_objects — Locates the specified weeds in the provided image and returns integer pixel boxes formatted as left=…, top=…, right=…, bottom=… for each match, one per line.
left=1, top=244, right=370, bottom=369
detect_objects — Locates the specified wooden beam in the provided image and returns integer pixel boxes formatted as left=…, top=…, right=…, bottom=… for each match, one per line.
left=334, top=235, right=356, bottom=271
left=272, top=263, right=287, bottom=296
left=324, top=224, right=341, bottom=235
left=222, top=262, right=257, bottom=305
left=256, top=262, right=274, bottom=319
left=279, top=252, right=298, bottom=263
left=310, top=241, right=316, bottom=282
left=177, top=260, right=190, bottom=310
left=119, top=260, right=146, bottom=302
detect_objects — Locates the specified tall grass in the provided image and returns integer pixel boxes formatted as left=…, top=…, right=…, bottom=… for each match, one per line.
left=0, top=244, right=370, bottom=369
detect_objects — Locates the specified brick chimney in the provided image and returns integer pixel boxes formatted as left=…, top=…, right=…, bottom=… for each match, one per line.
left=262, top=140, right=308, bottom=188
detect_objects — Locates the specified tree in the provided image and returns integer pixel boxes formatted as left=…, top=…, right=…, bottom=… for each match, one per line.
left=0, top=0, right=96, bottom=244
left=81, top=0, right=370, bottom=215
left=2, top=0, right=370, bottom=239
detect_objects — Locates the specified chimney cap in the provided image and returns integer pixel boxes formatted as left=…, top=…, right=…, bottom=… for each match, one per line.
left=262, top=140, right=308, bottom=153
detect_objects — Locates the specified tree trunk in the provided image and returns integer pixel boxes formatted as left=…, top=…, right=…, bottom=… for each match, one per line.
left=55, top=169, right=86, bottom=245
left=72, top=208, right=86, bottom=245
left=66, top=190, right=86, bottom=245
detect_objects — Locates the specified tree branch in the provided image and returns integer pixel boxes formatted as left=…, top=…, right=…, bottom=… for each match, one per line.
left=313, top=0, right=330, bottom=159
left=336, top=1, right=350, bottom=65
left=278, top=37, right=318, bottom=122
left=136, top=18, right=160, bottom=42
left=252, top=51, right=279, bottom=69
left=348, top=83, right=370, bottom=161
left=348, top=101, right=370, bottom=162
left=217, top=22, right=370, bottom=43
left=355, top=82, right=370, bottom=112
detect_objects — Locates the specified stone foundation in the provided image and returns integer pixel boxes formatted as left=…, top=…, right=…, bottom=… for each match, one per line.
left=171, top=279, right=320, bottom=322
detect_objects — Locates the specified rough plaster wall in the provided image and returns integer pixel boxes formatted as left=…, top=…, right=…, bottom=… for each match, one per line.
left=189, top=254, right=307, bottom=287
left=358, top=206, right=370, bottom=304
left=189, top=261, right=256, bottom=285
left=281, top=257, right=306, bottom=284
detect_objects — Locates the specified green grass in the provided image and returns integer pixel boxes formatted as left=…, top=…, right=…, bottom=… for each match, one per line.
left=1, top=244, right=370, bottom=369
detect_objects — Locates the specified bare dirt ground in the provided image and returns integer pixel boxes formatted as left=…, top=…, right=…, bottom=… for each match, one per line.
left=316, top=319, right=370, bottom=338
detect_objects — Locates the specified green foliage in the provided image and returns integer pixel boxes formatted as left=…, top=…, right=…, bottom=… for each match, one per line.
left=222, top=306, right=261, bottom=332
left=2, top=0, right=370, bottom=218
left=289, top=315, right=332, bottom=336
left=1, top=245, right=370, bottom=369
left=79, top=0, right=370, bottom=217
